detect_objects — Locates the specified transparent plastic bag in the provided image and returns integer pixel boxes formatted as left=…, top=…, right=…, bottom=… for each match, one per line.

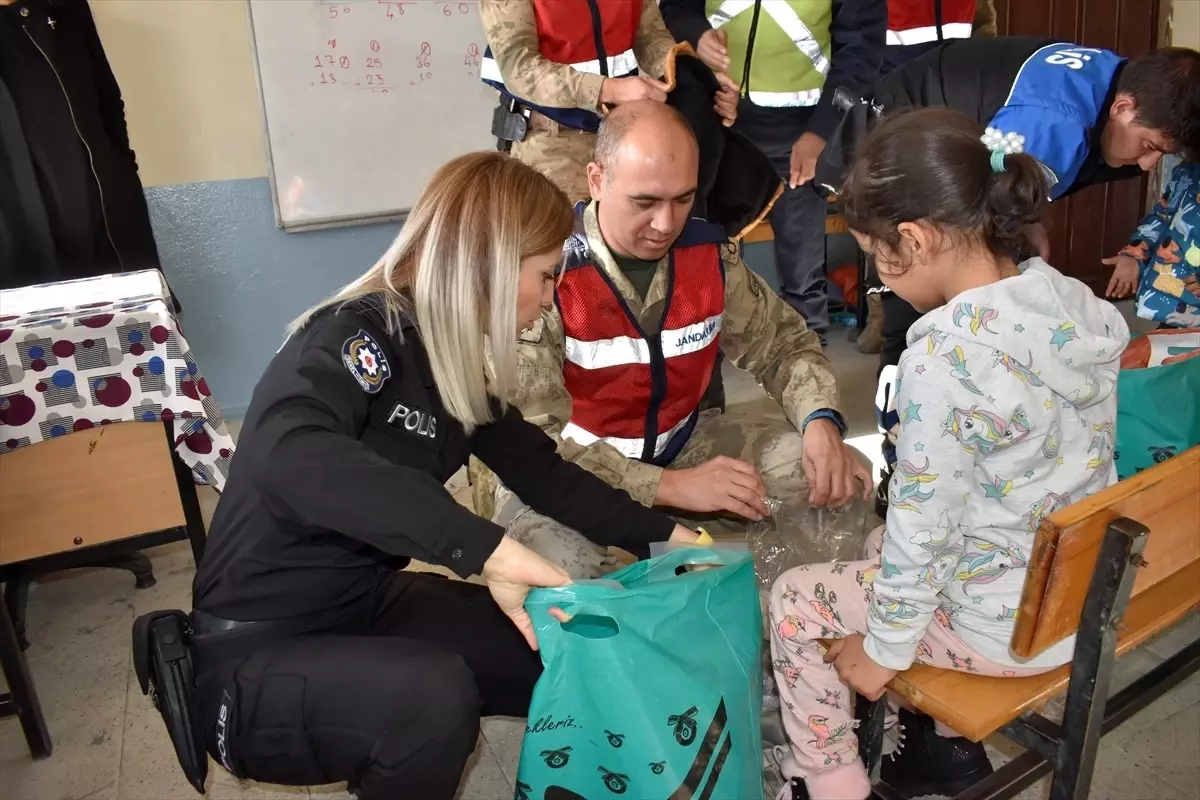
left=745, top=496, right=869, bottom=591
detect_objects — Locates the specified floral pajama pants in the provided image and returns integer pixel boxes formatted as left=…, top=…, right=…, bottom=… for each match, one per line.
left=769, top=527, right=1052, bottom=795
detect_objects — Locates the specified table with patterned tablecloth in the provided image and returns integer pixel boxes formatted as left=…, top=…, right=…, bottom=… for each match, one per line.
left=0, top=270, right=234, bottom=490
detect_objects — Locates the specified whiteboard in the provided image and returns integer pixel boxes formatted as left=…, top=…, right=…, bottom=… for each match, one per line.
left=247, top=0, right=497, bottom=230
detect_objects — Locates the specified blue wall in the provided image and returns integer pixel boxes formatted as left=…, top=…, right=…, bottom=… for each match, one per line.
left=148, top=178, right=399, bottom=416
left=148, top=177, right=858, bottom=417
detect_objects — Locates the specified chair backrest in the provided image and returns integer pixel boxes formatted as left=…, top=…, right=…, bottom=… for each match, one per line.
left=1011, top=446, right=1200, bottom=659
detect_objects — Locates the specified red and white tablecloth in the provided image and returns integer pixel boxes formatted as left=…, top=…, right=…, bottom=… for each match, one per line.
left=0, top=270, right=234, bottom=490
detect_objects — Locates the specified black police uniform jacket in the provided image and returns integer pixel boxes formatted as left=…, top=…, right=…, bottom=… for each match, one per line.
left=193, top=298, right=674, bottom=622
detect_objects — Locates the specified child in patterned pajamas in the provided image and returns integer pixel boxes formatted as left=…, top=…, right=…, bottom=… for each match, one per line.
left=1104, top=159, right=1200, bottom=328
left=770, top=109, right=1130, bottom=800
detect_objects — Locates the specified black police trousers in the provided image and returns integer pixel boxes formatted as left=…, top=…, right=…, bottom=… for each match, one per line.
left=194, top=572, right=541, bottom=800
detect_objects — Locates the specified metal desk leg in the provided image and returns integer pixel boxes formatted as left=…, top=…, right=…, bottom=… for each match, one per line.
left=165, top=421, right=207, bottom=567
left=3, top=570, right=31, bottom=651
left=0, top=595, right=51, bottom=758
left=93, top=552, right=156, bottom=589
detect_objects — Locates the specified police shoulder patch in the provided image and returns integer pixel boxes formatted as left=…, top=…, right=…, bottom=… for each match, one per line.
left=341, top=329, right=391, bottom=394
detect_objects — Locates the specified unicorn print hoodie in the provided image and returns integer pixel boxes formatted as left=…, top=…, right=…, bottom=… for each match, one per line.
left=864, top=259, right=1130, bottom=670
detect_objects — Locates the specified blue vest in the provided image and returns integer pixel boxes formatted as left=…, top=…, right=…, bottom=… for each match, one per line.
left=986, top=43, right=1126, bottom=200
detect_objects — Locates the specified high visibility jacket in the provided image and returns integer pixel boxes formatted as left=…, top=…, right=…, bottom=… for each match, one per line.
left=557, top=214, right=727, bottom=464
left=481, top=0, right=641, bottom=132
left=706, top=0, right=832, bottom=107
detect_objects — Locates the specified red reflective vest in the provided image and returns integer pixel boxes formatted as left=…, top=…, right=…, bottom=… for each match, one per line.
left=556, top=217, right=727, bottom=464
left=886, top=0, right=975, bottom=46
left=481, top=0, right=642, bottom=132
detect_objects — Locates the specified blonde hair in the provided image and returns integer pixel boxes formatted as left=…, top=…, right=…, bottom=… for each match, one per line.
left=290, top=152, right=573, bottom=432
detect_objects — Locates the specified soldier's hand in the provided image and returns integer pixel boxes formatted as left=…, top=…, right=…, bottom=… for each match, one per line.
left=654, top=456, right=772, bottom=520
left=697, top=29, right=730, bottom=72
left=482, top=536, right=571, bottom=650
left=599, top=75, right=670, bottom=107
left=802, top=419, right=873, bottom=508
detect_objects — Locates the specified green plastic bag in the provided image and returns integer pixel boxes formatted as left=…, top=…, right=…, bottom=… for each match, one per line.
left=516, top=547, right=763, bottom=800
left=1115, top=338, right=1200, bottom=479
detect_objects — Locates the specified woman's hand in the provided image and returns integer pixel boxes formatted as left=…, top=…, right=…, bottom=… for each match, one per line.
left=482, top=536, right=571, bottom=650
left=823, top=634, right=897, bottom=701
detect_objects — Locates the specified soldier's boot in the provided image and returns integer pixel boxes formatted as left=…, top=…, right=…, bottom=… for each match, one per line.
left=856, top=292, right=884, bottom=354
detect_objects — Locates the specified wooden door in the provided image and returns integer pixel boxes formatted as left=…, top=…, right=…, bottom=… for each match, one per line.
left=992, top=0, right=1161, bottom=292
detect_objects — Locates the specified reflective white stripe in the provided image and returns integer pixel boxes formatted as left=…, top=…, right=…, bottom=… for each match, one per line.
left=565, top=315, right=721, bottom=370
left=747, top=88, right=821, bottom=107
left=569, top=48, right=638, bottom=76
left=562, top=413, right=693, bottom=458
left=480, top=55, right=503, bottom=84
left=659, top=314, right=722, bottom=358
left=759, top=1, right=830, bottom=76
left=707, top=0, right=754, bottom=28
left=564, top=333, right=651, bottom=370
left=482, top=48, right=637, bottom=85
left=709, top=1, right=829, bottom=76
left=885, top=23, right=973, bottom=46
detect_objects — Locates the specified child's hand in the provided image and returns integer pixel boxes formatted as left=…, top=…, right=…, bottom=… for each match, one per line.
left=823, top=634, right=898, bottom=701
left=1103, top=254, right=1140, bottom=298
left=1184, top=273, right=1199, bottom=298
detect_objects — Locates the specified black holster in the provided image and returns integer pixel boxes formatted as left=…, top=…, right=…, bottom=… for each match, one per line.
left=492, top=96, right=528, bottom=152
left=813, top=86, right=884, bottom=197
left=132, top=610, right=208, bottom=794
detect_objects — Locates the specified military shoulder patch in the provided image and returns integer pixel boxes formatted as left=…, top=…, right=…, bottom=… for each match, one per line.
left=341, top=329, right=391, bottom=394
left=519, top=317, right=544, bottom=344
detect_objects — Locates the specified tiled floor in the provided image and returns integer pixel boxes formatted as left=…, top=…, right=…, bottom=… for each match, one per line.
left=2, top=332, right=1197, bottom=799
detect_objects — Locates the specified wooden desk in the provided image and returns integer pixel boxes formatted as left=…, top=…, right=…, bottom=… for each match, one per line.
left=0, top=420, right=207, bottom=759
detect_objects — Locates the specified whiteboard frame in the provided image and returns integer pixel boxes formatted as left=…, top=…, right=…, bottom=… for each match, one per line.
left=244, top=0, right=410, bottom=233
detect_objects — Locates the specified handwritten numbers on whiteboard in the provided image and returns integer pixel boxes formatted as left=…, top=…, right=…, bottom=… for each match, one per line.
left=442, top=3, right=470, bottom=16
left=328, top=39, right=337, bottom=49
left=320, top=72, right=337, bottom=85
left=366, top=57, right=383, bottom=68
left=463, top=43, right=480, bottom=78
left=416, top=41, right=432, bottom=69
left=370, top=40, right=381, bottom=53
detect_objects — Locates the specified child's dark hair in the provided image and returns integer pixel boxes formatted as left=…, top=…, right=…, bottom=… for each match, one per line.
left=1119, top=47, right=1200, bottom=160
left=841, top=108, right=1047, bottom=265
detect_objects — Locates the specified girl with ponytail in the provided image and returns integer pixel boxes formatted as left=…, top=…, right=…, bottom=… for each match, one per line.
left=767, top=109, right=1131, bottom=800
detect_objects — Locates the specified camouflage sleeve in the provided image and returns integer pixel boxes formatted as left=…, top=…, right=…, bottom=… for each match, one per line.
left=506, top=310, right=665, bottom=508
left=718, top=243, right=841, bottom=430
left=972, top=0, right=998, bottom=38
left=632, top=0, right=677, bottom=79
left=479, top=0, right=605, bottom=112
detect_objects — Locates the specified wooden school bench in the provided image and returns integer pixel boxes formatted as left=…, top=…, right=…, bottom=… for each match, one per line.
left=855, top=445, right=1200, bottom=800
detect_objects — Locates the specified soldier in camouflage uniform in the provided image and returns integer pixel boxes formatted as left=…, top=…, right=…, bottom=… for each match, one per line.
left=471, top=101, right=872, bottom=578
left=479, top=0, right=736, bottom=202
